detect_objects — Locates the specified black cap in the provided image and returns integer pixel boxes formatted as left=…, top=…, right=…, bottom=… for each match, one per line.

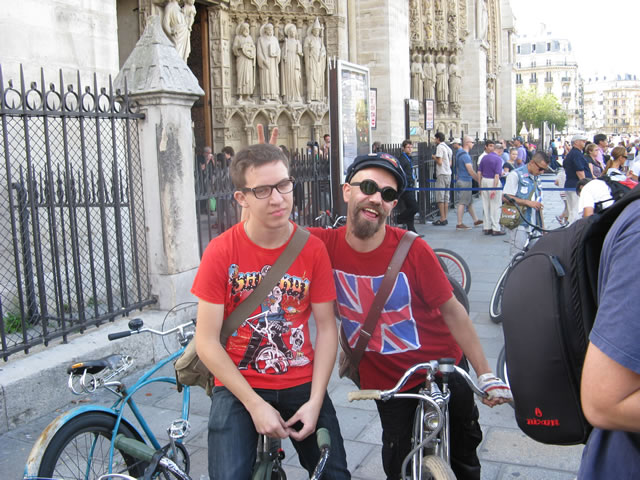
left=345, top=152, right=407, bottom=194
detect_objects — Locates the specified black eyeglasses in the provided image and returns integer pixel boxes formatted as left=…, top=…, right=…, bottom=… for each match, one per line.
left=350, top=179, right=399, bottom=202
left=241, top=177, right=295, bottom=199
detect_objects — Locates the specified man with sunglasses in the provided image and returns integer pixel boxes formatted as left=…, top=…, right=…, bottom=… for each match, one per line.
left=192, top=144, right=350, bottom=479
left=502, top=151, right=549, bottom=254
left=310, top=152, right=511, bottom=480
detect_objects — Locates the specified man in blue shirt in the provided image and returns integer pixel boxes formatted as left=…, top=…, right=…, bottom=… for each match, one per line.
left=578, top=198, right=640, bottom=479
left=455, top=136, right=482, bottom=229
left=563, top=133, right=592, bottom=224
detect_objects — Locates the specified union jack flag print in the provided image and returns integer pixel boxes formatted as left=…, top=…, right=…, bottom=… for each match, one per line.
left=334, top=269, right=420, bottom=354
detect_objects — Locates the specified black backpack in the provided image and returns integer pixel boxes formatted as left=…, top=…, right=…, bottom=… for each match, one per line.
left=594, top=175, right=633, bottom=213
left=501, top=184, right=640, bottom=445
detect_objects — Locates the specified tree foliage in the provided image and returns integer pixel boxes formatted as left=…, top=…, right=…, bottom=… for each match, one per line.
left=516, top=88, right=568, bottom=132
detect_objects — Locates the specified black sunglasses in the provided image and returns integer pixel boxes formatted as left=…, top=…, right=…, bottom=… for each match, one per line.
left=350, top=179, right=399, bottom=202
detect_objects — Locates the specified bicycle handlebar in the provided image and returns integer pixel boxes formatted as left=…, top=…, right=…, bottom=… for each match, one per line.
left=316, top=427, right=331, bottom=450
left=107, top=331, right=132, bottom=341
left=108, top=320, right=195, bottom=341
left=348, top=361, right=487, bottom=403
left=348, top=389, right=381, bottom=401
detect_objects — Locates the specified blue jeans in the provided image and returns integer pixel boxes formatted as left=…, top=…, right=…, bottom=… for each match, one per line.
left=208, top=382, right=350, bottom=479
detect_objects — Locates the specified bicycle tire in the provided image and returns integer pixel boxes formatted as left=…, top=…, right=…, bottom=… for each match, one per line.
left=434, top=248, right=471, bottom=294
left=489, top=266, right=508, bottom=324
left=421, top=455, right=456, bottom=480
left=447, top=275, right=469, bottom=314
left=496, top=346, right=515, bottom=410
left=37, top=412, right=146, bottom=480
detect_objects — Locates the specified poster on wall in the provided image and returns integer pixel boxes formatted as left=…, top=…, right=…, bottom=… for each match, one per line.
left=406, top=98, right=423, bottom=142
left=425, top=99, right=435, bottom=131
left=335, top=61, right=371, bottom=182
left=370, top=88, right=377, bottom=130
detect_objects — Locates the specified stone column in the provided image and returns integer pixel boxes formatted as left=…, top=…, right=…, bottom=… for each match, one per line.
left=115, top=16, right=204, bottom=309
left=460, top=38, right=488, bottom=136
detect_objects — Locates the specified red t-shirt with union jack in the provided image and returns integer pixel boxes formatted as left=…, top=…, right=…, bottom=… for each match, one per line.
left=310, top=225, right=461, bottom=391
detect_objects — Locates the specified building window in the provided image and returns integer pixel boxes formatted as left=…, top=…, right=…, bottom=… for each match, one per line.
left=516, top=62, right=521, bottom=68
left=532, top=44, right=536, bottom=52
left=517, top=45, right=521, bottom=54
left=613, top=109, right=617, bottom=115
left=516, top=73, right=522, bottom=84
left=547, top=42, right=551, bottom=51
left=530, top=73, right=537, bottom=83
left=546, top=59, right=552, bottom=66
left=531, top=60, right=536, bottom=67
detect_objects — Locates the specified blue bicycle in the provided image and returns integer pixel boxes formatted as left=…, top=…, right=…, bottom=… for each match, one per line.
left=24, top=304, right=197, bottom=480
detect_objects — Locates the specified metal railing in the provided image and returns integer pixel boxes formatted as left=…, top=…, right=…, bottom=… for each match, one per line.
left=193, top=137, right=487, bottom=253
left=194, top=149, right=331, bottom=256
left=0, top=66, right=154, bottom=360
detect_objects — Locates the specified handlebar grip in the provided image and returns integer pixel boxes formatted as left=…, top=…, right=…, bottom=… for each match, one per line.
left=348, top=389, right=381, bottom=402
left=316, top=427, right=331, bottom=450
left=108, top=331, right=132, bottom=341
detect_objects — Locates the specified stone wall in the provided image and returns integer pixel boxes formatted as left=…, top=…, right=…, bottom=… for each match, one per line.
left=0, top=0, right=119, bottom=84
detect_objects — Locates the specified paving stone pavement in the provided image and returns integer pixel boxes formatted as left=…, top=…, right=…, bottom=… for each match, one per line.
left=3, top=177, right=584, bottom=479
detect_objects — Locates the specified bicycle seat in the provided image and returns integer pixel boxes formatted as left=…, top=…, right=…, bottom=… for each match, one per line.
left=67, top=354, right=124, bottom=375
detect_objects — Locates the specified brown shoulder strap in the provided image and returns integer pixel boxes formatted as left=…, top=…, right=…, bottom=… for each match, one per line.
left=347, top=231, right=419, bottom=367
left=220, top=226, right=310, bottom=345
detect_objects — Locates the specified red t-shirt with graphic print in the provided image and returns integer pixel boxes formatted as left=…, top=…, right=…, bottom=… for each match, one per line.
left=191, top=222, right=336, bottom=390
left=310, top=225, right=461, bottom=391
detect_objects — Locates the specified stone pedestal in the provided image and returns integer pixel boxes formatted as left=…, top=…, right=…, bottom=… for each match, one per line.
left=115, top=16, right=204, bottom=309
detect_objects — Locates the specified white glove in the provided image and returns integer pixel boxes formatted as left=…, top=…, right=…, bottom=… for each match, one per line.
left=477, top=373, right=513, bottom=402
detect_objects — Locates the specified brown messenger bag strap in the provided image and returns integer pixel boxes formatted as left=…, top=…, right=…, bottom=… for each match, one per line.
left=347, top=231, right=419, bottom=367
left=219, top=226, right=310, bottom=345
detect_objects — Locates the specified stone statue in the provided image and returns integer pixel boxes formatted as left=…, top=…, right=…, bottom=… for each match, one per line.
left=281, top=23, right=303, bottom=103
left=232, top=22, right=256, bottom=101
left=304, top=18, right=326, bottom=102
left=476, top=0, right=489, bottom=41
left=487, top=79, right=496, bottom=121
left=162, top=0, right=195, bottom=62
left=257, top=23, right=281, bottom=102
left=423, top=54, right=436, bottom=100
left=448, top=55, right=461, bottom=114
left=435, top=54, right=449, bottom=113
left=410, top=53, right=424, bottom=102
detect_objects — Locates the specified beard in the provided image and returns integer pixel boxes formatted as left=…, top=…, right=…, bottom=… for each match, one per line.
left=349, top=202, right=387, bottom=239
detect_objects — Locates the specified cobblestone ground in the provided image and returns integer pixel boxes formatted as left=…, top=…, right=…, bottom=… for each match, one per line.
left=3, top=175, right=583, bottom=480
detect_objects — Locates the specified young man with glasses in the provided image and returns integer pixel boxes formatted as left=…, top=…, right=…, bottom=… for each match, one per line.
left=310, top=152, right=511, bottom=480
left=192, top=144, right=350, bottom=479
left=502, top=151, right=549, bottom=255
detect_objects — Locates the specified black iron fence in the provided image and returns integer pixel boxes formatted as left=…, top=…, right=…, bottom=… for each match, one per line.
left=0, top=66, right=154, bottom=360
left=194, top=137, right=487, bottom=253
left=194, top=150, right=331, bottom=256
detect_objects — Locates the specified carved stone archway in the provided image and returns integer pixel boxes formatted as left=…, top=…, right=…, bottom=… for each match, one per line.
left=207, top=1, right=336, bottom=153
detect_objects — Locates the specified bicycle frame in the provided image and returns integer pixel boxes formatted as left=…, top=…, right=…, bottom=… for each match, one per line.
left=24, top=332, right=192, bottom=478
left=348, top=360, right=485, bottom=480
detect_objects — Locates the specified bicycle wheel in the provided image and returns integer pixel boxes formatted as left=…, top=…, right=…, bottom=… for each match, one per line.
left=421, top=455, right=456, bottom=480
left=496, top=346, right=515, bottom=410
left=37, top=412, right=146, bottom=480
left=447, top=275, right=469, bottom=314
left=489, top=266, right=509, bottom=324
left=434, top=248, right=471, bottom=294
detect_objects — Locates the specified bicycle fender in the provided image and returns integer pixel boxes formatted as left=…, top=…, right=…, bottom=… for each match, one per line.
left=23, top=406, right=144, bottom=478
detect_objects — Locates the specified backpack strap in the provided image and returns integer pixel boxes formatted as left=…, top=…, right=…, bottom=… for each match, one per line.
left=220, top=226, right=310, bottom=345
left=343, top=231, right=419, bottom=369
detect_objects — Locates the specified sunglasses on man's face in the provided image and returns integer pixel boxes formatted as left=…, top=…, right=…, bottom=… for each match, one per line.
left=350, top=179, right=399, bottom=202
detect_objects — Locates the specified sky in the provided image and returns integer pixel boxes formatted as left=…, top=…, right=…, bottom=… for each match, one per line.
left=509, top=0, right=640, bottom=81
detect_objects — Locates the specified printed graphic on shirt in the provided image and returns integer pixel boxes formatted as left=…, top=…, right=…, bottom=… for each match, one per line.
left=229, top=264, right=311, bottom=374
left=334, top=269, right=420, bottom=354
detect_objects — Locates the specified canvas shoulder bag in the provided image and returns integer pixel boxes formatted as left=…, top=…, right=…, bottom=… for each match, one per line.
left=338, top=231, right=418, bottom=387
left=175, top=226, right=310, bottom=395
